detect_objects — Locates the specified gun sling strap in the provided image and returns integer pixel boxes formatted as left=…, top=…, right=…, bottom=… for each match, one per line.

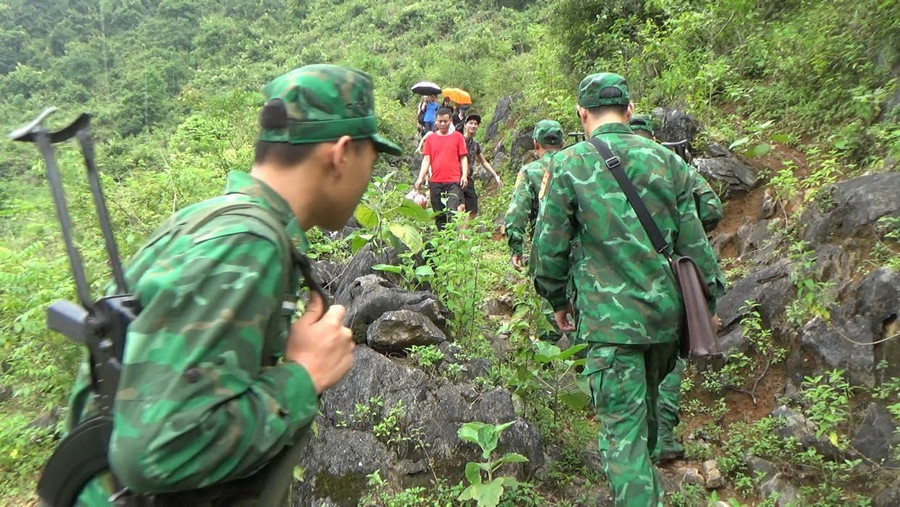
left=39, top=202, right=324, bottom=506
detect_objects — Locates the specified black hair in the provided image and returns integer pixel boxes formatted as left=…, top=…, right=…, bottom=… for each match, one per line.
left=435, top=107, right=453, bottom=118
left=584, top=104, right=629, bottom=117
left=254, top=99, right=364, bottom=166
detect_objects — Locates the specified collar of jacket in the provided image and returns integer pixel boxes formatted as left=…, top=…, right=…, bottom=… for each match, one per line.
left=224, top=170, right=308, bottom=253
left=589, top=122, right=633, bottom=138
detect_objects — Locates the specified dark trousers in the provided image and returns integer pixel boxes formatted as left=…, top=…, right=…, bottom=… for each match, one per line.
left=429, top=182, right=462, bottom=230
left=462, top=180, right=478, bottom=215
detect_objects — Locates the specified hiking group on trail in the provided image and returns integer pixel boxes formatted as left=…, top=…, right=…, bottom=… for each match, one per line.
left=505, top=73, right=725, bottom=506
left=27, top=61, right=723, bottom=506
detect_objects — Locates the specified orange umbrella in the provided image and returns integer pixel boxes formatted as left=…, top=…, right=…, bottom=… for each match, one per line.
left=442, top=87, right=472, bottom=105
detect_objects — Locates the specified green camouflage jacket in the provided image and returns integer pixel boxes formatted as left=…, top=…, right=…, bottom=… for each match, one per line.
left=69, top=171, right=316, bottom=505
left=505, top=151, right=555, bottom=257
left=689, top=170, right=723, bottom=232
left=532, top=123, right=725, bottom=345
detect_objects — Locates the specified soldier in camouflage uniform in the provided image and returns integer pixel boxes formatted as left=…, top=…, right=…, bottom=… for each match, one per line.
left=629, top=114, right=725, bottom=461
left=504, top=120, right=565, bottom=342
left=532, top=73, right=724, bottom=506
left=67, top=64, right=401, bottom=506
left=629, top=114, right=723, bottom=232
left=505, top=120, right=564, bottom=271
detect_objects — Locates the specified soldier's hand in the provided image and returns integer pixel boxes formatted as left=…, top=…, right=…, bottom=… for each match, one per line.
left=414, top=178, right=424, bottom=191
left=494, top=175, right=503, bottom=187
left=285, top=292, right=355, bottom=395
left=460, top=175, right=468, bottom=188
left=510, top=255, right=525, bottom=271
left=554, top=305, right=576, bottom=332
left=711, top=314, right=721, bottom=332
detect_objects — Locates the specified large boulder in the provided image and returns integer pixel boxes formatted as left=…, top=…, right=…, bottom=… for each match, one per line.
left=802, top=172, right=900, bottom=245
left=296, top=346, right=544, bottom=506
left=336, top=275, right=451, bottom=342
left=332, top=243, right=402, bottom=298
left=851, top=403, right=900, bottom=467
left=692, top=156, right=759, bottom=196
left=509, top=130, right=537, bottom=169
left=366, top=309, right=447, bottom=352
left=715, top=260, right=794, bottom=351
left=651, top=107, right=701, bottom=144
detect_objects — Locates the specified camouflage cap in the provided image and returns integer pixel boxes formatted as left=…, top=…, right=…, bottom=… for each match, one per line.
left=628, top=114, right=654, bottom=135
left=577, top=72, right=630, bottom=108
left=533, top=119, right=564, bottom=146
left=259, top=64, right=402, bottom=155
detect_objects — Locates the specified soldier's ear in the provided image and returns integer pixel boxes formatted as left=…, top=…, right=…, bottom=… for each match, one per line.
left=329, top=136, right=355, bottom=177
left=625, top=102, right=635, bottom=120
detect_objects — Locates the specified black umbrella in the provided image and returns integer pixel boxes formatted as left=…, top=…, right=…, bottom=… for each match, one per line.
left=410, top=81, right=441, bottom=95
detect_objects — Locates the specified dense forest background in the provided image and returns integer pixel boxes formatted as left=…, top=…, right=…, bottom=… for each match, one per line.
left=0, top=0, right=898, bottom=504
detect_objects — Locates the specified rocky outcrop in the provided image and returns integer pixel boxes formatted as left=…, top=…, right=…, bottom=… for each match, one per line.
left=366, top=309, right=447, bottom=352
left=802, top=172, right=900, bottom=245
left=799, top=268, right=899, bottom=387
left=692, top=156, right=759, bottom=196
left=851, top=403, right=900, bottom=467
left=484, top=94, right=520, bottom=144
left=651, top=107, right=701, bottom=144
left=715, top=260, right=794, bottom=353
left=336, top=274, right=451, bottom=342
left=296, top=346, right=543, bottom=506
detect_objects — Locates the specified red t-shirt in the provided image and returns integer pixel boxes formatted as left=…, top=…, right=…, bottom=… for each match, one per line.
left=424, top=131, right=468, bottom=183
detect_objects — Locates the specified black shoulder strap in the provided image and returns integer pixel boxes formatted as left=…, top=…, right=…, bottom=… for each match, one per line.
left=586, top=136, right=670, bottom=256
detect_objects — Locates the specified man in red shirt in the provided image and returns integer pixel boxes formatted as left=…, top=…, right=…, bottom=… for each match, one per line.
left=415, top=107, right=469, bottom=229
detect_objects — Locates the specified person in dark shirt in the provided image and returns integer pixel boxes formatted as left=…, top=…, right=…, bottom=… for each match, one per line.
left=460, top=114, right=502, bottom=217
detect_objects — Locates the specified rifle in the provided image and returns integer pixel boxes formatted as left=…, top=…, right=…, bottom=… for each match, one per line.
left=660, top=139, right=693, bottom=164
left=12, top=109, right=328, bottom=506
left=11, top=108, right=138, bottom=506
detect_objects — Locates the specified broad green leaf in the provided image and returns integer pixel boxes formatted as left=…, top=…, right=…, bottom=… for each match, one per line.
left=498, top=477, right=519, bottom=489
left=350, top=235, right=369, bottom=253
left=556, top=343, right=589, bottom=361
left=414, top=265, right=434, bottom=277
left=532, top=340, right=561, bottom=363
left=770, top=134, right=792, bottom=143
left=559, top=390, right=592, bottom=411
left=458, top=485, right=475, bottom=501
left=471, top=480, right=505, bottom=507
left=372, top=264, right=403, bottom=274
left=389, top=223, right=423, bottom=253
left=458, top=422, right=490, bottom=445
left=396, top=198, right=432, bottom=222
left=756, top=119, right=774, bottom=130
left=728, top=136, right=749, bottom=150
left=751, top=143, right=772, bottom=158
left=354, top=204, right=379, bottom=229
left=465, top=462, right=483, bottom=485
left=497, top=452, right=529, bottom=464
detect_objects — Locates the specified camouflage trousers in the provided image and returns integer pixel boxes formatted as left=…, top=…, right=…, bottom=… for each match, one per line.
left=583, top=341, right=678, bottom=507
left=538, top=298, right=562, bottom=343
left=656, top=358, right=686, bottom=460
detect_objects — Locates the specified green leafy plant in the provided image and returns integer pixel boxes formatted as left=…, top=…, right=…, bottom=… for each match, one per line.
left=407, top=344, right=445, bottom=373
left=800, top=370, right=854, bottom=441
left=786, top=241, right=836, bottom=326
left=347, top=171, right=432, bottom=254
left=702, top=301, right=785, bottom=403
left=457, top=421, right=529, bottom=507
